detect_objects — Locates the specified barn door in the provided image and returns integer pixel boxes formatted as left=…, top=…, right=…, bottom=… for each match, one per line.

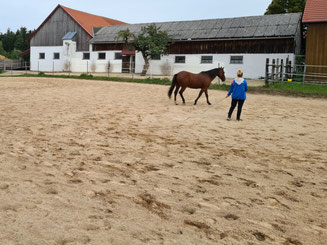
left=122, top=55, right=130, bottom=73
left=122, top=55, right=135, bottom=73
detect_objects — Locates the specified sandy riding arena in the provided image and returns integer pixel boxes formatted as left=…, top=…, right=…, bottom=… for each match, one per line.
left=0, top=77, right=326, bottom=245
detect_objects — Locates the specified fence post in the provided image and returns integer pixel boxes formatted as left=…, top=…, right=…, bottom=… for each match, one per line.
left=276, top=58, right=280, bottom=83
left=53, top=61, right=54, bottom=76
left=285, top=57, right=289, bottom=79
left=281, top=61, right=284, bottom=88
left=289, top=61, right=292, bottom=80
left=107, top=60, right=110, bottom=78
left=38, top=61, right=39, bottom=73
left=280, top=59, right=284, bottom=81
left=87, top=61, right=88, bottom=74
left=265, top=58, right=269, bottom=87
left=302, top=64, right=306, bottom=85
left=272, top=59, right=276, bottom=83
left=132, top=61, right=134, bottom=80
left=11, top=60, right=13, bottom=76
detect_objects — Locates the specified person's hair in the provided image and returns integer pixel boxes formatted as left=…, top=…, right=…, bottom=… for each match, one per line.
left=237, top=70, right=243, bottom=77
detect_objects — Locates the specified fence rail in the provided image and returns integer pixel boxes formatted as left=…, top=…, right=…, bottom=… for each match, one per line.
left=265, top=58, right=327, bottom=86
left=0, top=60, right=29, bottom=70
left=3, top=60, right=224, bottom=84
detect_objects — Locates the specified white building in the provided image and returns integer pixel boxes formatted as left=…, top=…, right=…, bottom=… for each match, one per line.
left=30, top=5, right=302, bottom=79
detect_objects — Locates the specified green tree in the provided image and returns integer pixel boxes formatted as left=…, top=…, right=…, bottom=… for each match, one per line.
left=2, top=29, right=16, bottom=53
left=0, top=27, right=32, bottom=59
left=0, top=41, right=6, bottom=55
left=116, top=24, right=171, bottom=76
left=265, top=0, right=306, bottom=15
left=115, top=28, right=135, bottom=43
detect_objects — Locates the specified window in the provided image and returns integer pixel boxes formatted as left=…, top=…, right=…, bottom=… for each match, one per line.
left=39, top=53, right=45, bottom=59
left=115, top=52, right=122, bottom=60
left=175, top=56, right=185, bottom=63
left=230, top=56, right=243, bottom=64
left=151, top=54, right=161, bottom=60
left=53, top=53, right=60, bottom=59
left=98, top=52, right=106, bottom=60
left=83, top=53, right=90, bottom=60
left=201, top=56, right=213, bottom=64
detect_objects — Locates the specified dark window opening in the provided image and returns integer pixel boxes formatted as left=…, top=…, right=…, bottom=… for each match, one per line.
left=83, top=53, right=90, bottom=60
left=98, top=52, right=106, bottom=60
left=151, top=54, right=161, bottom=60
left=201, top=56, right=213, bottom=64
left=230, top=56, right=243, bottom=64
left=39, top=53, right=45, bottom=59
left=115, top=52, right=122, bottom=60
left=175, top=56, right=185, bottom=63
left=53, top=53, right=60, bottom=59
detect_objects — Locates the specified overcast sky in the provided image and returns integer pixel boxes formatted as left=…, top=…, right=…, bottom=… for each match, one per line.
left=0, top=0, right=272, bottom=33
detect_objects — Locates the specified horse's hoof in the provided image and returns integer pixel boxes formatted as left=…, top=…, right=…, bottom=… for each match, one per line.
left=208, top=102, right=211, bottom=105
left=175, top=102, right=178, bottom=105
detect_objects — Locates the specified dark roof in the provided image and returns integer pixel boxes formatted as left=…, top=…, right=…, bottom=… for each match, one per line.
left=303, top=0, right=327, bottom=23
left=91, top=13, right=302, bottom=44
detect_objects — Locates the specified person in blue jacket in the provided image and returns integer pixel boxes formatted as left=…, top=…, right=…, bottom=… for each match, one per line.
left=226, top=70, right=248, bottom=121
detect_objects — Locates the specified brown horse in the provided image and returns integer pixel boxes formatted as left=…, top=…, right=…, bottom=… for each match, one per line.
left=168, top=67, right=226, bottom=105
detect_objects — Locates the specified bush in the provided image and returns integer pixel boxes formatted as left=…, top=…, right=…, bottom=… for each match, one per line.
left=38, top=72, right=45, bottom=76
left=79, top=73, right=93, bottom=79
left=0, top=69, right=3, bottom=74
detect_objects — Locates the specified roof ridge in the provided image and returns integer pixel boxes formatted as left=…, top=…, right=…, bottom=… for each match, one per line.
left=59, top=5, right=124, bottom=24
left=119, top=12, right=302, bottom=26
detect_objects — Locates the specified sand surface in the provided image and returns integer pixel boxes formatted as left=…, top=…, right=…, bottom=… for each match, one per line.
left=0, top=77, right=326, bottom=245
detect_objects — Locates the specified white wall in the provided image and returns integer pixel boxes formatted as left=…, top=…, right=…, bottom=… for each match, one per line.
left=31, top=46, right=64, bottom=72
left=30, top=41, right=295, bottom=79
left=135, top=53, right=295, bottom=79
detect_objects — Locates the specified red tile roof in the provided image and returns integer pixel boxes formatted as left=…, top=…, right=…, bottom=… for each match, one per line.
left=29, top=5, right=127, bottom=40
left=61, top=5, right=127, bottom=36
left=303, top=0, right=327, bottom=23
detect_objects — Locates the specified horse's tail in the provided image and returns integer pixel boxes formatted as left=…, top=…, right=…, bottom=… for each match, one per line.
left=168, top=74, right=178, bottom=99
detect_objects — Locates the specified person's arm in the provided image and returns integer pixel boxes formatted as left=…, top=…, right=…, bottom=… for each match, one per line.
left=227, top=81, right=234, bottom=97
left=244, top=80, right=248, bottom=92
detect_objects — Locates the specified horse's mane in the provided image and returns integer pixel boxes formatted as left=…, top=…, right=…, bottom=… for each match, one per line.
left=200, top=68, right=221, bottom=79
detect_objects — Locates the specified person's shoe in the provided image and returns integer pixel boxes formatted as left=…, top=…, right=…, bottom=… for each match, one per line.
left=237, top=119, right=242, bottom=121
left=226, top=117, right=231, bottom=121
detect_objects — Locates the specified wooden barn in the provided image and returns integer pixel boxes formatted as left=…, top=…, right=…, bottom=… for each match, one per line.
left=302, top=0, right=327, bottom=80
left=29, top=4, right=126, bottom=71
left=91, top=13, right=302, bottom=78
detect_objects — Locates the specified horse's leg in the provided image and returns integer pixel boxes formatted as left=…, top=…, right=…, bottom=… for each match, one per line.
left=179, top=86, right=186, bottom=104
left=174, top=84, right=181, bottom=105
left=194, top=89, right=204, bottom=105
left=205, top=88, right=211, bottom=105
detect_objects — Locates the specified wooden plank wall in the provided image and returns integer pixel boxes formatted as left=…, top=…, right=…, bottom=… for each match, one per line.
left=305, top=23, right=327, bottom=77
left=30, top=8, right=91, bottom=51
left=93, top=43, right=123, bottom=51
left=168, top=39, right=295, bottom=54
left=93, top=38, right=295, bottom=54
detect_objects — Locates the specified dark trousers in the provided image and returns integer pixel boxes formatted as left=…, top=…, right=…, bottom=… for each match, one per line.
left=228, top=99, right=245, bottom=120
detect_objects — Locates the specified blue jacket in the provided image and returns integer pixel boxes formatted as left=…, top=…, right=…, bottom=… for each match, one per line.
left=227, top=78, right=248, bottom=100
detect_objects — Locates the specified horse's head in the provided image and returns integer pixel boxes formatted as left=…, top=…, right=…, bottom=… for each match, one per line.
left=218, top=67, right=226, bottom=81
